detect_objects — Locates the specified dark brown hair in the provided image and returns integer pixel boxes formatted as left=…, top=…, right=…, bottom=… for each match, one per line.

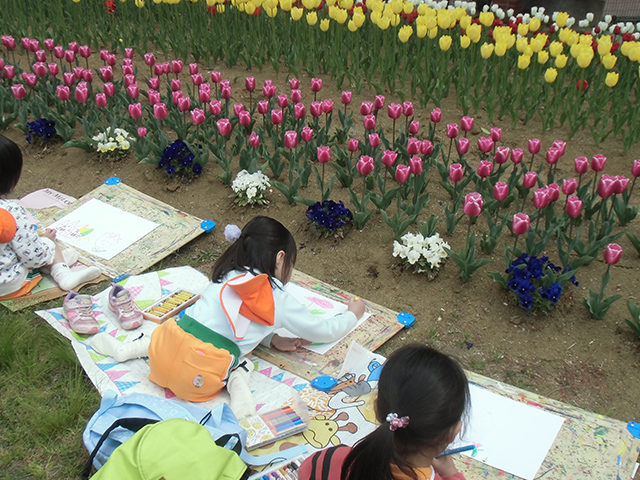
left=0, top=135, right=23, bottom=195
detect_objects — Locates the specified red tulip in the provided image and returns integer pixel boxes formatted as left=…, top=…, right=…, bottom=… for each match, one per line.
left=284, top=130, right=298, bottom=149
left=95, top=93, right=107, bottom=108
left=310, top=101, right=322, bottom=117
left=591, top=154, right=607, bottom=172
left=47, top=62, right=59, bottom=77
left=209, top=100, right=222, bottom=116
left=407, top=137, right=421, bottom=155
left=128, top=103, right=143, bottom=119
left=409, top=121, right=420, bottom=135
left=56, top=85, right=70, bottom=101
left=511, top=148, right=524, bottom=164
left=490, top=127, right=502, bottom=143
left=44, top=38, right=54, bottom=50
left=54, top=45, right=64, bottom=59
left=249, top=132, right=260, bottom=147
left=545, top=147, right=561, bottom=165
left=477, top=136, right=493, bottom=154
left=199, top=84, right=211, bottom=103
left=191, top=108, right=206, bottom=125
left=374, top=95, right=385, bottom=111
left=464, top=192, right=484, bottom=217
left=321, top=99, right=334, bottom=114
left=171, top=60, right=183, bottom=74
left=604, top=243, right=622, bottom=265
left=217, top=118, right=232, bottom=136
left=532, top=188, right=550, bottom=209
left=395, top=164, right=410, bottom=183
left=528, top=138, right=541, bottom=154
left=421, top=140, right=434, bottom=156
left=263, top=83, right=276, bottom=98
left=430, top=108, right=442, bottom=123
left=597, top=174, right=615, bottom=198
left=493, top=182, right=508, bottom=201
left=291, top=89, right=302, bottom=103
left=148, top=89, right=161, bottom=105
left=360, top=101, right=373, bottom=116
left=449, top=163, right=464, bottom=183
left=446, top=123, right=459, bottom=139
left=127, top=84, right=140, bottom=99
left=239, top=110, right=251, bottom=127
left=32, top=62, right=47, bottom=77
left=357, top=156, right=375, bottom=176
left=271, top=109, right=283, bottom=125
left=220, top=86, right=231, bottom=99
left=547, top=183, right=560, bottom=203
left=363, top=114, right=376, bottom=131
left=311, top=77, right=322, bottom=93
left=512, top=212, right=530, bottom=235
left=103, top=82, right=115, bottom=97
left=494, top=146, right=510, bottom=165
left=11, top=84, right=26, bottom=100
left=460, top=116, right=474, bottom=132
left=257, top=100, right=269, bottom=115
left=574, top=156, right=589, bottom=175
left=369, top=133, right=380, bottom=148
left=277, top=94, right=289, bottom=109
left=189, top=63, right=199, bottom=75
left=387, top=103, right=402, bottom=120
left=153, top=103, right=168, bottom=120
left=100, top=66, right=113, bottom=81
left=341, top=91, right=352, bottom=105
left=301, top=126, right=314, bottom=143
left=317, top=146, right=331, bottom=163
left=289, top=77, right=299, bottom=89
left=382, top=150, right=398, bottom=167
left=79, top=45, right=91, bottom=58
left=562, top=178, right=578, bottom=195
left=294, top=103, right=306, bottom=120
left=552, top=140, right=566, bottom=156
left=233, top=103, right=245, bottom=116
left=402, top=101, right=414, bottom=117
left=566, top=196, right=583, bottom=218
left=409, top=156, right=423, bottom=175
left=211, top=71, right=221, bottom=83
left=477, top=160, right=493, bottom=178
left=348, top=138, right=359, bottom=153
left=576, top=79, right=589, bottom=91
left=144, top=52, right=156, bottom=66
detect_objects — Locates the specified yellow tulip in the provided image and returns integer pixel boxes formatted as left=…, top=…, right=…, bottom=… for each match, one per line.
left=207, top=0, right=215, bottom=4
left=319, top=18, right=330, bottom=30
left=529, top=17, right=541, bottom=32
left=530, top=36, right=545, bottom=53
left=598, top=37, right=612, bottom=56
left=517, top=23, right=529, bottom=36
left=416, top=24, right=427, bottom=38
left=439, top=35, right=452, bottom=51
left=537, top=50, right=549, bottom=64
left=398, top=25, right=413, bottom=43
left=605, top=71, right=619, bottom=87
left=280, top=0, right=292, bottom=10
left=579, top=34, right=593, bottom=46
left=460, top=35, right=471, bottom=49
left=628, top=44, right=640, bottom=62
left=425, top=15, right=437, bottom=30
left=460, top=14, right=471, bottom=30
left=416, top=3, right=428, bottom=15
left=495, top=41, right=507, bottom=57
left=328, top=5, right=338, bottom=19
left=403, top=2, right=413, bottom=14
left=555, top=12, right=569, bottom=28
left=153, top=0, right=161, bottom=4
left=265, top=5, right=277, bottom=15
left=378, top=16, right=390, bottom=30
left=566, top=31, right=579, bottom=46
left=306, top=11, right=318, bottom=25
left=326, top=0, right=336, bottom=5
left=577, top=51, right=592, bottom=68
left=390, top=0, right=402, bottom=14
left=353, top=5, right=363, bottom=15
left=353, top=11, right=365, bottom=28
left=383, top=4, right=393, bottom=18
left=245, top=2, right=255, bottom=14
left=390, top=13, right=400, bottom=27
left=237, top=2, right=245, bottom=10
left=253, top=0, right=262, bottom=6
left=454, top=6, right=466, bottom=20
left=291, top=6, right=303, bottom=20
left=549, top=41, right=563, bottom=57
left=518, top=54, right=531, bottom=70
left=340, top=0, right=353, bottom=9
left=72, top=0, right=81, bottom=3
left=558, top=28, right=570, bottom=43
left=555, top=54, right=568, bottom=68
left=337, top=8, right=348, bottom=23
left=427, top=26, right=438, bottom=39
left=480, top=42, right=494, bottom=59
left=135, top=0, right=144, bottom=6
left=544, top=67, right=557, bottom=83
left=370, top=10, right=381, bottom=25
left=437, top=10, right=453, bottom=29
left=516, top=37, right=528, bottom=53
left=467, top=23, right=482, bottom=43
left=569, top=43, right=582, bottom=59
left=478, top=11, right=494, bottom=27
left=601, top=54, right=617, bottom=69
left=348, top=19, right=357, bottom=31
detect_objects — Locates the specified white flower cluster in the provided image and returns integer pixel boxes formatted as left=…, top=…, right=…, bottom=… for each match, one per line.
left=393, top=232, right=450, bottom=273
left=92, top=127, right=133, bottom=154
left=231, top=169, right=271, bottom=206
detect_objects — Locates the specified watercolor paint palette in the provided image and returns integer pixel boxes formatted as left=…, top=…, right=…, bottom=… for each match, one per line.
left=141, top=289, right=200, bottom=323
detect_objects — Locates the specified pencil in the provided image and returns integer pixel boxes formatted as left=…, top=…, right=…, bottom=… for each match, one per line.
left=435, top=445, right=476, bottom=458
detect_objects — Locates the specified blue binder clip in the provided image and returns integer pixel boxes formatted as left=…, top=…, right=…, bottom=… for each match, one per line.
left=628, top=421, right=640, bottom=439
left=104, top=177, right=121, bottom=185
left=113, top=273, right=130, bottom=284
left=397, top=312, right=415, bottom=328
left=311, top=376, right=337, bottom=392
left=200, top=220, right=216, bottom=232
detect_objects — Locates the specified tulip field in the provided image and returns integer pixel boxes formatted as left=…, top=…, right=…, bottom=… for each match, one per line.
left=1, top=1, right=640, bottom=477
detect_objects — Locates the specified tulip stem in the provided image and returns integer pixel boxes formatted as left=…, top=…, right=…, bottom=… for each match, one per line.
left=392, top=118, right=396, bottom=148
left=629, top=177, right=637, bottom=199
left=512, top=234, right=519, bottom=260
left=595, top=199, right=605, bottom=226
left=529, top=153, right=535, bottom=171
left=591, top=171, right=600, bottom=201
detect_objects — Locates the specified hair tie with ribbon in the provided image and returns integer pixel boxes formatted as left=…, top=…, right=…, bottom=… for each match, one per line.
left=386, top=413, right=410, bottom=431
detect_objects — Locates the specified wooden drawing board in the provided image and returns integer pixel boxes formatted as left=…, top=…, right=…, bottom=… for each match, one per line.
left=253, top=269, right=405, bottom=380
left=37, top=182, right=205, bottom=278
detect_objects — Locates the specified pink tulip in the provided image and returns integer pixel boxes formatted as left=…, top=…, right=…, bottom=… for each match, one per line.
left=47, top=62, right=59, bottom=76
left=153, top=64, right=164, bottom=76
left=477, top=136, right=494, bottom=154
left=29, top=39, right=39, bottom=53
left=35, top=50, right=46, bottom=62
left=294, top=103, right=306, bottom=120
left=407, top=137, right=421, bottom=155
left=494, top=146, right=510, bottom=165
left=460, top=116, right=474, bottom=132
left=289, top=77, right=299, bottom=89
left=449, top=163, right=464, bottom=183
left=162, top=62, right=171, bottom=75
left=20, top=37, right=30, bottom=51
left=421, top=140, right=434, bottom=156
left=615, top=175, right=630, bottom=196
left=239, top=110, right=251, bottom=127
left=99, top=49, right=108, bottom=61
left=395, top=164, right=410, bottom=183
left=382, top=150, right=398, bottom=167
left=103, top=82, right=115, bottom=97
left=177, top=96, right=191, bottom=112
left=54, top=46, right=64, bottom=59
left=597, top=174, right=615, bottom=198
left=402, top=101, right=414, bottom=117
left=22, top=73, right=36, bottom=87
left=191, top=108, right=206, bottom=125
left=277, top=94, right=289, bottom=109
left=369, top=133, right=380, bottom=148
left=511, top=148, right=524, bottom=164
left=552, top=140, right=566, bottom=157
left=95, top=93, right=107, bottom=108
left=532, top=188, right=550, bottom=209
left=363, top=114, right=376, bottom=131
left=575, top=156, right=589, bottom=175
left=188, top=63, right=198, bottom=75
left=249, top=132, right=260, bottom=147
left=528, top=138, right=541, bottom=154
left=271, top=109, right=283, bottom=125
left=341, top=91, right=352, bottom=105
left=216, top=118, right=232, bottom=136
left=44, top=38, right=54, bottom=50
left=154, top=103, right=168, bottom=120
left=591, top=154, right=607, bottom=172
left=374, top=95, right=385, bottom=111
left=263, top=83, right=276, bottom=98
left=137, top=126, right=147, bottom=138
left=604, top=243, right=622, bottom=265
left=430, top=108, right=442, bottom=123
left=127, top=84, right=140, bottom=99
left=632, top=160, right=640, bottom=178
left=545, top=147, right=561, bottom=165
left=317, top=146, right=331, bottom=164
left=301, top=126, right=314, bottom=143
left=455, top=137, right=470, bottom=155
left=73, top=66, right=84, bottom=80
left=244, top=76, right=255, bottom=92
left=409, top=121, right=420, bottom=135
left=67, top=41, right=78, bottom=53
left=1, top=36, right=16, bottom=50
left=11, top=84, right=26, bottom=100
left=291, top=89, right=302, bottom=103
left=124, top=74, right=136, bottom=87
left=360, top=101, right=373, bottom=116
left=63, top=72, right=75, bottom=86
left=477, top=160, right=493, bottom=178
left=464, top=192, right=484, bottom=217
left=547, top=183, right=560, bottom=203
left=220, top=86, right=231, bottom=99
left=233, top=103, right=245, bottom=116
left=409, top=156, right=423, bottom=175
left=148, top=90, right=161, bottom=105
left=562, top=178, right=578, bottom=195
left=566, top=196, right=582, bottom=218
left=199, top=84, right=211, bottom=103
left=490, top=127, right=502, bottom=143
left=446, top=123, right=459, bottom=139
left=493, top=182, right=509, bottom=202
left=144, top=52, right=156, bottom=66
left=257, top=100, right=269, bottom=115
left=209, top=100, right=222, bottom=116
left=310, top=101, right=322, bottom=117
left=74, top=85, right=88, bottom=103
left=32, top=62, right=47, bottom=77
left=123, top=47, right=133, bottom=59
left=348, top=138, right=359, bottom=153
left=311, top=77, right=322, bottom=93
left=512, top=213, right=530, bottom=235
left=387, top=103, right=402, bottom=120
left=211, top=71, right=221, bottom=83
left=79, top=45, right=91, bottom=58
left=100, top=66, right=113, bottom=81
left=64, top=49, right=75, bottom=64
left=357, top=156, right=375, bottom=176
left=284, top=130, right=298, bottom=149
left=321, top=99, right=334, bottom=114
left=192, top=74, right=204, bottom=86
left=171, top=60, right=183, bottom=75
left=56, top=85, right=70, bottom=101
left=128, top=103, right=143, bottom=119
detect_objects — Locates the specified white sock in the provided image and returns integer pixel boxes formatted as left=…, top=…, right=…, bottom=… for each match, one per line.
left=227, top=359, right=256, bottom=418
left=90, top=332, right=150, bottom=362
left=40, top=248, right=79, bottom=275
left=50, top=263, right=101, bottom=291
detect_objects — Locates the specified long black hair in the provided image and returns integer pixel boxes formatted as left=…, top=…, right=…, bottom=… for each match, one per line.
left=211, top=216, right=297, bottom=286
left=0, top=134, right=23, bottom=196
left=341, top=344, right=470, bottom=480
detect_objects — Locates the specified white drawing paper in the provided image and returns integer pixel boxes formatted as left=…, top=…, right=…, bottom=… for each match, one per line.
left=453, top=385, right=565, bottom=480
left=48, top=198, right=159, bottom=260
left=277, top=283, right=370, bottom=355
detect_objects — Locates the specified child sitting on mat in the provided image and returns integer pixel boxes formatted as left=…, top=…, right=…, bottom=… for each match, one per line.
left=298, top=344, right=470, bottom=480
left=91, top=216, right=366, bottom=416
left=0, top=134, right=101, bottom=303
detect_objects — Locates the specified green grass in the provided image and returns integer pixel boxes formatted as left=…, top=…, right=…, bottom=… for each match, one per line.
left=0, top=305, right=99, bottom=479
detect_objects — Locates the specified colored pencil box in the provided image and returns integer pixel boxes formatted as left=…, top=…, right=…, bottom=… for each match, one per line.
left=239, top=404, right=309, bottom=451
left=142, top=289, right=200, bottom=324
